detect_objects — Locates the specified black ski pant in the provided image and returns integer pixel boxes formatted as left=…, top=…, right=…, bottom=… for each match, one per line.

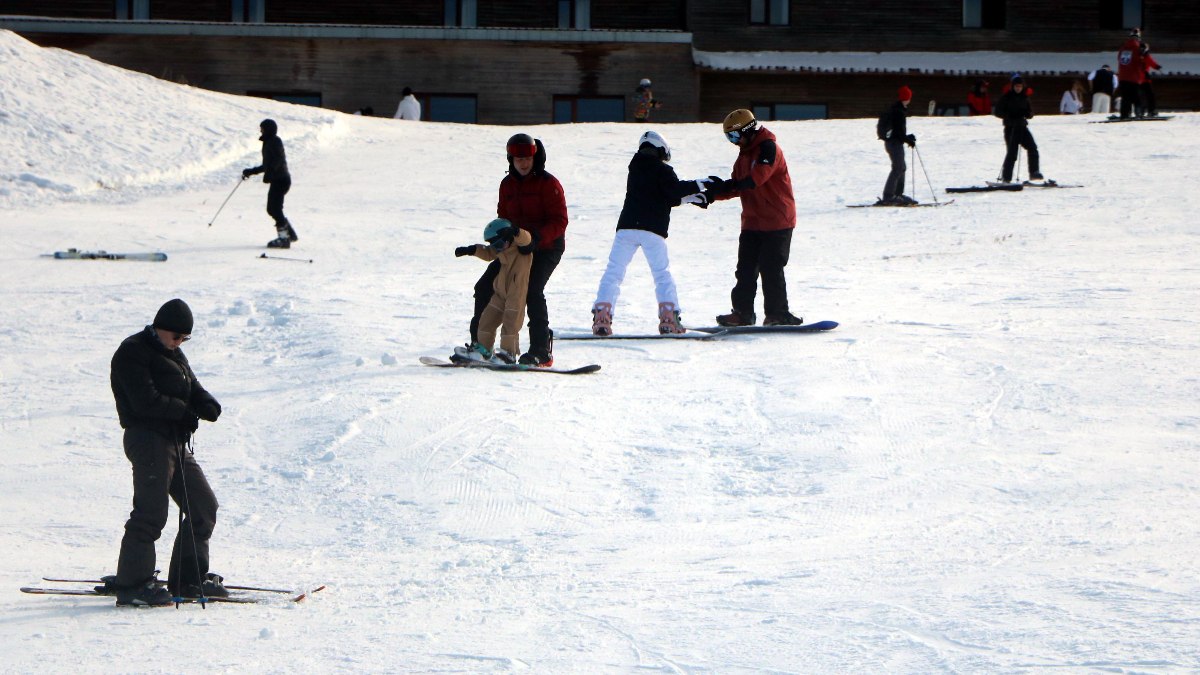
left=883, top=139, right=908, bottom=199
left=266, top=176, right=291, bottom=231
left=1001, top=125, right=1040, bottom=182
left=471, top=248, right=563, bottom=355
left=1118, top=80, right=1140, bottom=119
left=730, top=228, right=793, bottom=316
left=1139, top=81, right=1157, bottom=117
left=116, top=428, right=218, bottom=593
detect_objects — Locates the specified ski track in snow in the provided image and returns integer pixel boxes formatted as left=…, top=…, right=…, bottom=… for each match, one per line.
left=2, top=28, right=1200, bottom=673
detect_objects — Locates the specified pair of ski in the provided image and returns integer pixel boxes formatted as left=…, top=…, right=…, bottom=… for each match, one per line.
left=22, top=577, right=326, bottom=605
left=846, top=200, right=954, bottom=209
left=947, top=179, right=1083, bottom=193
left=45, top=248, right=167, bottom=262
left=1091, top=114, right=1173, bottom=124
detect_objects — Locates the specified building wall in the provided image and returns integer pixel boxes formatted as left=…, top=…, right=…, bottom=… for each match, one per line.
left=21, top=32, right=698, bottom=124
left=689, top=0, right=1200, bottom=53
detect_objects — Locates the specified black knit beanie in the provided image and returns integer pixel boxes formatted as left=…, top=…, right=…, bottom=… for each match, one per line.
left=153, top=298, right=193, bottom=334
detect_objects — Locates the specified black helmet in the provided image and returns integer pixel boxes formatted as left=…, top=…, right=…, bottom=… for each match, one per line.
left=506, top=133, right=536, bottom=159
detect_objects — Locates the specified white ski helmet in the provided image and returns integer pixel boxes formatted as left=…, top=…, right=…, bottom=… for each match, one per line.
left=638, top=130, right=671, bottom=162
left=639, top=78, right=652, bottom=87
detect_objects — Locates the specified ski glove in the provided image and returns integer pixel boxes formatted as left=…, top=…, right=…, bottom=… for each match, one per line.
left=905, top=134, right=917, bottom=147
left=183, top=414, right=200, bottom=433
left=241, top=168, right=254, bottom=178
left=681, top=193, right=709, bottom=209
left=518, top=230, right=538, bottom=255
left=455, top=245, right=477, bottom=257
left=194, top=401, right=221, bottom=423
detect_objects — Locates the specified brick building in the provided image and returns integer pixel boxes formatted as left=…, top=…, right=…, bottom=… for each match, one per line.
left=2, top=1, right=1198, bottom=123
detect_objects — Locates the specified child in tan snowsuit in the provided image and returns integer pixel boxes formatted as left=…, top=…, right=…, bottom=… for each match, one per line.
left=454, top=218, right=533, bottom=362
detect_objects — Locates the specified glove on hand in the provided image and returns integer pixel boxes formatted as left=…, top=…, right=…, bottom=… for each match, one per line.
left=905, top=134, right=917, bottom=147
left=681, top=193, right=709, bottom=209
left=195, top=401, right=221, bottom=423
left=518, top=230, right=538, bottom=255
left=455, top=245, right=477, bottom=257
left=183, top=414, right=200, bottom=433
left=241, top=168, right=254, bottom=179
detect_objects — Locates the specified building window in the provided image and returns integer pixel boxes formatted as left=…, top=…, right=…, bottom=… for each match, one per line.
left=753, top=103, right=827, bottom=121
left=427, top=95, right=477, bottom=123
left=750, top=0, right=789, bottom=26
left=558, top=0, right=591, bottom=29
left=963, top=0, right=1005, bottom=29
left=445, top=0, right=478, bottom=27
left=232, top=0, right=265, bottom=23
left=115, top=0, right=150, bottom=20
left=553, top=96, right=624, bottom=123
left=1099, top=0, right=1142, bottom=30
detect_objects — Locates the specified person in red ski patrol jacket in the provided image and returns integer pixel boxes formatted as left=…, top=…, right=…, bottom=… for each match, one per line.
left=471, top=133, right=568, bottom=367
left=1116, top=28, right=1147, bottom=120
left=700, top=109, right=803, bottom=328
left=967, top=79, right=992, bottom=116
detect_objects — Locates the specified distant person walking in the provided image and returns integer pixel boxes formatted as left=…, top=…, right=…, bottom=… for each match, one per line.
left=1088, top=65, right=1117, bottom=114
left=242, top=119, right=297, bottom=249
left=394, top=87, right=421, bottom=121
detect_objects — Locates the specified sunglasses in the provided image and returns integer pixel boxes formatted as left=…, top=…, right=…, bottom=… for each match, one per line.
left=172, top=332, right=191, bottom=342
left=487, top=236, right=510, bottom=252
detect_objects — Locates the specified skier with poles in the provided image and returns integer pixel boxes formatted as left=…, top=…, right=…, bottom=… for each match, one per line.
left=107, top=299, right=226, bottom=606
left=876, top=85, right=918, bottom=205
left=994, top=75, right=1043, bottom=183
left=242, top=119, right=299, bottom=249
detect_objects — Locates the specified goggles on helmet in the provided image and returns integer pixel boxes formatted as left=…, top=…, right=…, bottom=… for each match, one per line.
left=507, top=141, right=537, bottom=158
left=725, top=120, right=757, bottom=144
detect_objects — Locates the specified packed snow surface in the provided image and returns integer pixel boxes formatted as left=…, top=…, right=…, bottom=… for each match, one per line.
left=1, top=29, right=1198, bottom=673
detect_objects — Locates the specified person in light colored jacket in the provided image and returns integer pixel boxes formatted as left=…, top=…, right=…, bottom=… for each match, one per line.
left=394, top=87, right=421, bottom=120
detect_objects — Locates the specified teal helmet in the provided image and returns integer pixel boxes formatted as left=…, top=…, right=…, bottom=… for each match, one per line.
left=484, top=218, right=512, bottom=241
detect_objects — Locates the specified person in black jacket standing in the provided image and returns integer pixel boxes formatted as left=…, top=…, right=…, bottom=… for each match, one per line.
left=243, top=119, right=298, bottom=249
left=590, top=130, right=710, bottom=335
left=876, top=85, right=918, bottom=205
left=995, top=75, right=1043, bottom=183
left=108, top=299, right=225, bottom=606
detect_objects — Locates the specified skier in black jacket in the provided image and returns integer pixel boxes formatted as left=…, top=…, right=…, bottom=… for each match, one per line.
left=876, top=85, right=917, bottom=205
left=994, top=75, right=1043, bottom=183
left=243, top=118, right=298, bottom=249
left=108, top=299, right=225, bottom=606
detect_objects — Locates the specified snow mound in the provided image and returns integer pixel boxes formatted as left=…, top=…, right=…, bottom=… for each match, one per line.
left=0, top=29, right=342, bottom=208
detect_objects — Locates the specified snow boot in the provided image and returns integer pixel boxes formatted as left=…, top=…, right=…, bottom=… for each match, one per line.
left=453, top=342, right=491, bottom=362
left=267, top=230, right=291, bottom=249
left=658, top=302, right=686, bottom=334
left=519, top=330, right=553, bottom=367
left=591, top=302, right=613, bottom=336
left=490, top=348, right=517, bottom=365
left=283, top=221, right=299, bottom=242
left=716, top=310, right=756, bottom=327
left=115, top=581, right=172, bottom=607
left=177, top=573, right=230, bottom=599
left=763, top=311, right=804, bottom=326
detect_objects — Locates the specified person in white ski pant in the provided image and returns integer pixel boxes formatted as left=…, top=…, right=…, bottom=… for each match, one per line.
left=594, top=229, right=680, bottom=314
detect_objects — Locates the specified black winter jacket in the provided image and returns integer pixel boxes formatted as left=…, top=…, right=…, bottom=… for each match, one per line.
left=248, top=132, right=290, bottom=184
left=615, top=151, right=702, bottom=239
left=994, top=90, right=1034, bottom=128
left=877, top=100, right=909, bottom=142
left=111, top=326, right=219, bottom=439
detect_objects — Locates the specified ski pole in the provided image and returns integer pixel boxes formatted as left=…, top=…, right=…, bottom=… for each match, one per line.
left=207, top=177, right=245, bottom=227
left=910, top=144, right=916, bottom=199
left=914, top=145, right=939, bottom=204
left=258, top=253, right=313, bottom=263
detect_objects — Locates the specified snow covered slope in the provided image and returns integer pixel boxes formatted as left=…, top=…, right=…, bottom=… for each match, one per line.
left=1, top=29, right=1198, bottom=672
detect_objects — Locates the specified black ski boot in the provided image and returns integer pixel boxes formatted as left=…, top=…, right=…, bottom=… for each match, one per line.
left=115, top=581, right=172, bottom=607
left=716, top=310, right=756, bottom=327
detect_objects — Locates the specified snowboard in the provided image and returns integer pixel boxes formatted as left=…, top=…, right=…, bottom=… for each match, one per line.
left=420, top=355, right=601, bottom=375
left=688, top=320, right=839, bottom=335
left=946, top=183, right=1023, bottom=193
left=1020, top=179, right=1084, bottom=189
left=556, top=329, right=729, bottom=340
left=49, top=248, right=167, bottom=261
left=847, top=200, right=954, bottom=208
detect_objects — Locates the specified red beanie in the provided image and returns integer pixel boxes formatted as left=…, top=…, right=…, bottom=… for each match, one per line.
left=898, top=86, right=913, bottom=102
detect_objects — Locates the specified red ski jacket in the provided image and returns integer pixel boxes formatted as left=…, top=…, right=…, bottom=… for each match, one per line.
left=497, top=171, right=568, bottom=252
left=1117, top=37, right=1146, bottom=83
left=712, top=127, right=796, bottom=232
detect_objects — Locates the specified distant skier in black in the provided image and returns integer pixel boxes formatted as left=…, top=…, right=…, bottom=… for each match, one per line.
left=108, top=299, right=226, bottom=606
left=242, top=119, right=298, bottom=249
left=876, top=85, right=917, bottom=205
left=994, top=75, right=1043, bottom=183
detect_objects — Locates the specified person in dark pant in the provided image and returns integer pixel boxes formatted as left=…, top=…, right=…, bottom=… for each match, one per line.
left=994, top=75, right=1042, bottom=183
left=108, top=299, right=225, bottom=606
left=702, top=109, right=803, bottom=327
left=470, top=133, right=569, bottom=367
left=877, top=85, right=918, bottom=205
left=243, top=118, right=298, bottom=249
left=1116, top=28, right=1146, bottom=120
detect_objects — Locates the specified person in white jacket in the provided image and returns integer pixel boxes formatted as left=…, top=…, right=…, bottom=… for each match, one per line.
left=394, top=87, right=421, bottom=120
left=1059, top=83, right=1084, bottom=114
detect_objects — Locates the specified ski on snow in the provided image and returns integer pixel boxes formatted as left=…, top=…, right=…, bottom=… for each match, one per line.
left=846, top=200, right=954, bottom=208
left=687, top=320, right=839, bottom=335
left=946, top=183, right=1024, bottom=193
left=987, top=180, right=1083, bottom=189
left=41, top=577, right=297, bottom=594
left=23, top=581, right=326, bottom=604
left=420, top=355, right=601, bottom=375
left=46, top=248, right=167, bottom=262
